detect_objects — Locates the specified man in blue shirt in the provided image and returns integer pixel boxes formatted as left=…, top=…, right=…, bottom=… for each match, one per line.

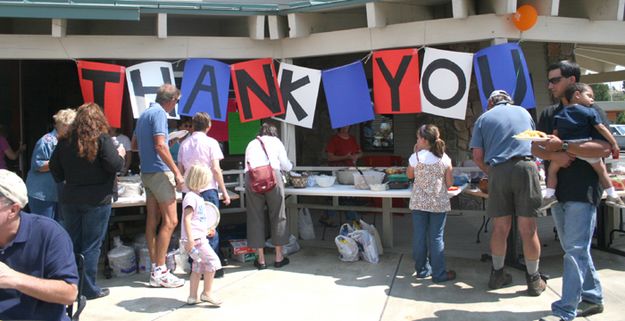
left=0, top=169, right=78, bottom=321
left=470, top=90, right=546, bottom=297
left=132, top=84, right=185, bottom=288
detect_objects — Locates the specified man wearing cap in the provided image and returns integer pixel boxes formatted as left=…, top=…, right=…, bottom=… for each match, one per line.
left=470, top=90, right=546, bottom=296
left=0, top=169, right=78, bottom=321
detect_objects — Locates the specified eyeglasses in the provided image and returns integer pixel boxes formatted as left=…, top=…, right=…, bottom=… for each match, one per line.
left=548, top=76, right=562, bottom=85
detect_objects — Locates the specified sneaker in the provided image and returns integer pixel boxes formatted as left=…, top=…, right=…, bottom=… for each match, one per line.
left=576, top=300, right=604, bottom=317
left=538, top=315, right=564, bottom=321
left=432, top=270, right=457, bottom=283
left=606, top=195, right=625, bottom=208
left=200, top=294, right=223, bottom=306
left=154, top=270, right=184, bottom=288
left=526, top=272, right=546, bottom=296
left=539, top=196, right=558, bottom=211
left=149, top=273, right=160, bottom=287
left=488, top=267, right=512, bottom=289
left=187, top=297, right=200, bottom=305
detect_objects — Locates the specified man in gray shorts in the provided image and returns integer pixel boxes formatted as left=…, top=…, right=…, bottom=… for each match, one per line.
left=470, top=90, right=546, bottom=296
left=132, top=84, right=185, bottom=288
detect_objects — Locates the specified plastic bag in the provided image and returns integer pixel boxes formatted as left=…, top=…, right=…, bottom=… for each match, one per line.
left=298, top=208, right=316, bottom=240
left=349, top=230, right=379, bottom=264
left=339, top=223, right=354, bottom=237
left=107, top=236, right=137, bottom=277
left=334, top=235, right=359, bottom=262
left=358, top=219, right=383, bottom=256
left=265, top=234, right=301, bottom=256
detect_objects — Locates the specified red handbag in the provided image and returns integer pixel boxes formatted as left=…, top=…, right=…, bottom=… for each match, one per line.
left=247, top=137, right=277, bottom=194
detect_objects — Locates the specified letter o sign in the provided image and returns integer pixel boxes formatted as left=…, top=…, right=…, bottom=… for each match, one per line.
left=421, top=58, right=466, bottom=109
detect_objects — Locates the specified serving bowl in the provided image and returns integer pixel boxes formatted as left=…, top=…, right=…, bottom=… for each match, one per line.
left=369, top=183, right=388, bottom=191
left=290, top=175, right=308, bottom=188
left=315, top=175, right=336, bottom=187
left=337, top=169, right=357, bottom=185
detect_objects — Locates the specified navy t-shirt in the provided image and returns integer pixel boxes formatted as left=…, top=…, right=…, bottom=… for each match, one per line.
left=0, top=212, right=78, bottom=321
left=554, top=104, right=602, bottom=140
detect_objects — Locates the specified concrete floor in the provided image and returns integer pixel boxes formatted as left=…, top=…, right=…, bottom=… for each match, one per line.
left=83, top=212, right=625, bottom=321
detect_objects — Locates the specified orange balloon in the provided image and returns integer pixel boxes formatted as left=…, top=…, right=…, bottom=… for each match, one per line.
left=513, top=4, right=538, bottom=31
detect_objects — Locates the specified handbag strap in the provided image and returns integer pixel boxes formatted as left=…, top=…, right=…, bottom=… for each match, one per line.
left=256, top=136, right=270, bottom=161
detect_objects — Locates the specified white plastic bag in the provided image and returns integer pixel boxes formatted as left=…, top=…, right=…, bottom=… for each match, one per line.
left=265, top=234, right=301, bottom=256
left=107, top=236, right=137, bottom=277
left=349, top=230, right=379, bottom=264
left=298, top=208, right=316, bottom=240
left=339, top=223, right=354, bottom=237
left=358, top=219, right=383, bottom=256
left=334, top=235, right=359, bottom=262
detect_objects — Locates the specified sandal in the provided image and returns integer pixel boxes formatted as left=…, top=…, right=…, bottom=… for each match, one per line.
left=253, top=259, right=267, bottom=270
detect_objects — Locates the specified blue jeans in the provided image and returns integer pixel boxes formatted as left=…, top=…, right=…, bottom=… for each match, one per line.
left=62, top=203, right=112, bottom=298
left=199, top=189, right=221, bottom=256
left=28, top=197, right=58, bottom=221
left=412, top=210, right=448, bottom=281
left=551, top=202, right=603, bottom=321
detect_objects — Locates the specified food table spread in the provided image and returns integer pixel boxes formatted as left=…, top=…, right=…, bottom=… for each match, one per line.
left=236, top=183, right=467, bottom=248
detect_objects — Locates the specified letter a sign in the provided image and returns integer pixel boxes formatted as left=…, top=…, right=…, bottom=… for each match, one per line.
left=373, top=49, right=421, bottom=114
left=231, top=58, right=285, bottom=123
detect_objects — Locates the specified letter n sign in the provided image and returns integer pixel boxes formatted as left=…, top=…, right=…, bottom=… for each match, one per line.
left=231, top=58, right=285, bottom=123
left=473, top=42, right=535, bottom=111
left=372, top=49, right=421, bottom=114
left=76, top=60, right=125, bottom=128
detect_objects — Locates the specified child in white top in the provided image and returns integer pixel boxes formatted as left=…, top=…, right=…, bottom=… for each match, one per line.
left=407, top=124, right=456, bottom=283
left=181, top=164, right=223, bottom=305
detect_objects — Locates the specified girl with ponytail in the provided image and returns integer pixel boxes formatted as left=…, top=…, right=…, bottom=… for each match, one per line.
left=406, top=124, right=456, bottom=283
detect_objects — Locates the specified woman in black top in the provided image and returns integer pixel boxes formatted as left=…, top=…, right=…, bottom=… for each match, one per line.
left=50, top=103, right=125, bottom=300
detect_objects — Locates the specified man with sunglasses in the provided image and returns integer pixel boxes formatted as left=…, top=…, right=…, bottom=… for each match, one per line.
left=132, top=84, right=185, bottom=288
left=533, top=61, right=609, bottom=321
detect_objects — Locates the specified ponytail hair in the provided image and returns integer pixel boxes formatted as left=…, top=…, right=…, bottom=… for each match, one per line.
left=417, top=124, right=446, bottom=158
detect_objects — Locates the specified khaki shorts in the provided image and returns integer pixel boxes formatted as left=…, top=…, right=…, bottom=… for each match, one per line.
left=486, top=157, right=542, bottom=218
left=141, top=172, right=176, bottom=203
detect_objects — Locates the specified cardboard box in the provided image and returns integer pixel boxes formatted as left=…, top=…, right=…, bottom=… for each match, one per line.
left=227, top=239, right=255, bottom=255
left=232, top=252, right=257, bottom=263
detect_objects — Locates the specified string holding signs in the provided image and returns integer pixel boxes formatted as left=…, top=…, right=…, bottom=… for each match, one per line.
left=231, top=58, right=285, bottom=123
left=420, top=48, right=473, bottom=120
left=372, top=48, right=421, bottom=114
left=473, top=42, right=535, bottom=111
left=273, top=63, right=321, bottom=129
left=179, top=59, right=231, bottom=121
left=322, top=61, right=375, bottom=129
left=126, top=61, right=178, bottom=119
left=76, top=60, right=126, bottom=128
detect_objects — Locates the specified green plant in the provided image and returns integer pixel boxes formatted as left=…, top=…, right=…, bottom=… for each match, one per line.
left=616, top=112, right=625, bottom=124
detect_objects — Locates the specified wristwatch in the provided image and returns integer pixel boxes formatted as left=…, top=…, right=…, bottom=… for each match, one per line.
left=561, top=142, right=569, bottom=152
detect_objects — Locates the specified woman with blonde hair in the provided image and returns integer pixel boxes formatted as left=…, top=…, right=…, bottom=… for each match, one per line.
left=25, top=108, right=76, bottom=221
left=50, top=103, right=125, bottom=300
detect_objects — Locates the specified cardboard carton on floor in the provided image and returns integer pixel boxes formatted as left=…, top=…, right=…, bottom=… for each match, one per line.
left=226, top=239, right=256, bottom=262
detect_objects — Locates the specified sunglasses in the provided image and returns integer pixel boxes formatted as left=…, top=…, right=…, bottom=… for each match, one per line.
left=548, top=76, right=563, bottom=85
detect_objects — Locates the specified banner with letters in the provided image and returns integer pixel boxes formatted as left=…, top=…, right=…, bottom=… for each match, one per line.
left=420, top=48, right=473, bottom=120
left=473, top=42, right=535, bottom=110
left=76, top=60, right=126, bottom=128
left=322, top=61, right=375, bottom=129
left=231, top=58, right=285, bottom=123
left=273, top=63, right=321, bottom=129
left=126, top=61, right=178, bottom=119
left=179, top=59, right=231, bottom=121
left=372, top=48, right=421, bottom=114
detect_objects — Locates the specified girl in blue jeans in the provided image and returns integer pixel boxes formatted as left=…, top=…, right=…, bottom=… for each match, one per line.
left=407, top=124, right=456, bottom=283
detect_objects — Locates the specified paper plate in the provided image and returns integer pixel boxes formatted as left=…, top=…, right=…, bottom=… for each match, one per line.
left=169, top=130, right=189, bottom=141
left=513, top=135, right=549, bottom=142
left=204, top=201, right=221, bottom=230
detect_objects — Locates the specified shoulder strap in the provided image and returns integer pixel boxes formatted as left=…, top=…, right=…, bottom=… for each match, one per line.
left=256, top=136, right=270, bottom=160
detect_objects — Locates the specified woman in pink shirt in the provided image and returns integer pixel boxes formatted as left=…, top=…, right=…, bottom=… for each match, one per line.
left=0, top=125, right=26, bottom=170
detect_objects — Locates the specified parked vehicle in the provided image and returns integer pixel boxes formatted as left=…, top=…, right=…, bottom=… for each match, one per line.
left=609, top=124, right=625, bottom=150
